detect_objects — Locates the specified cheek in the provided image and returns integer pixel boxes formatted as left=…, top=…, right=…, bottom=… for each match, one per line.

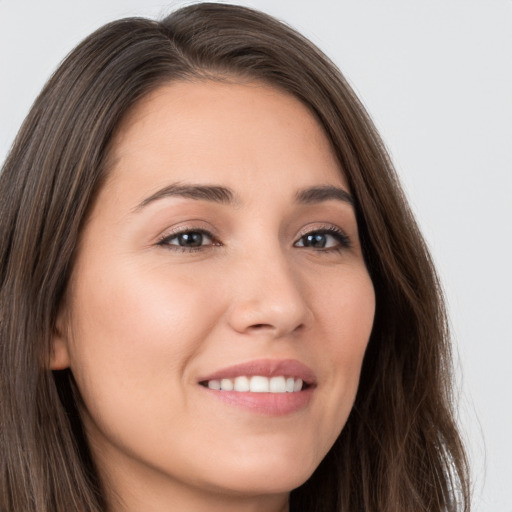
left=66, top=258, right=222, bottom=414
left=312, top=268, right=375, bottom=417
left=315, top=265, right=375, bottom=352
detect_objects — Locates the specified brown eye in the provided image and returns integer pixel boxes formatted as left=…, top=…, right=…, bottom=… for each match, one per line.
left=301, top=233, right=329, bottom=249
left=158, top=230, right=215, bottom=249
left=175, top=232, right=205, bottom=247
left=295, top=229, right=351, bottom=250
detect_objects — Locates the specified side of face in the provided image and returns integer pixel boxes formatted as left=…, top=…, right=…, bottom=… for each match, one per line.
left=52, top=80, right=375, bottom=507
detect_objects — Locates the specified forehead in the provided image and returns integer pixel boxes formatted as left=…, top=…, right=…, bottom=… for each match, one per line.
left=103, top=79, right=348, bottom=203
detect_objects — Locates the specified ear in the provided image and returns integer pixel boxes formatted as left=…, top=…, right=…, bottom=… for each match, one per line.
left=50, top=311, right=71, bottom=370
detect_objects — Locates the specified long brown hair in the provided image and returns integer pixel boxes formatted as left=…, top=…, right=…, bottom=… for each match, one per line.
left=0, top=3, right=470, bottom=511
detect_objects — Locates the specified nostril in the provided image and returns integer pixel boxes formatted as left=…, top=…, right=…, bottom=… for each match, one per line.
left=248, top=322, right=305, bottom=333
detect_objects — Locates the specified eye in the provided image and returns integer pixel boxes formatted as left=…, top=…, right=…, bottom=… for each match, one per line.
left=294, top=228, right=351, bottom=251
left=157, top=229, right=217, bottom=250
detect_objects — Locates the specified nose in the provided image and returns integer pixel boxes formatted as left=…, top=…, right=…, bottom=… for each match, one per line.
left=226, top=248, right=312, bottom=338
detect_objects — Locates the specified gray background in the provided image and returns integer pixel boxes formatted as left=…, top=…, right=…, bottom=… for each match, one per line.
left=1, top=1, right=511, bottom=510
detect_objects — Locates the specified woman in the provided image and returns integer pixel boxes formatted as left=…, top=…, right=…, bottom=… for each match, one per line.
left=0, top=3, right=470, bottom=511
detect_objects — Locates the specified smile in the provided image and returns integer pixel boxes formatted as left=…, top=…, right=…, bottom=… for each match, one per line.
left=202, top=375, right=305, bottom=393
left=197, top=359, right=316, bottom=415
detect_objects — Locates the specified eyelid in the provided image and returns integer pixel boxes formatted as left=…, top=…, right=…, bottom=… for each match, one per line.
left=154, top=222, right=351, bottom=251
left=156, top=225, right=220, bottom=249
left=294, top=224, right=352, bottom=249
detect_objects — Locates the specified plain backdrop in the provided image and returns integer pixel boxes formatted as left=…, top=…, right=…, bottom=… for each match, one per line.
left=1, top=1, right=511, bottom=510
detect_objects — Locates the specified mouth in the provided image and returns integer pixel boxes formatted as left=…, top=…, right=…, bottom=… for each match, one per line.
left=197, top=359, right=316, bottom=415
left=199, top=375, right=311, bottom=393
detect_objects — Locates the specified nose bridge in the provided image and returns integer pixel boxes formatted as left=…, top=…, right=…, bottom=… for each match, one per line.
left=227, top=238, right=311, bottom=336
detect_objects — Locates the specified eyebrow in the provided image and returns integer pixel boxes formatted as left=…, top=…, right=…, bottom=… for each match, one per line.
left=295, top=185, right=354, bottom=206
left=133, top=182, right=354, bottom=212
left=133, top=183, right=237, bottom=212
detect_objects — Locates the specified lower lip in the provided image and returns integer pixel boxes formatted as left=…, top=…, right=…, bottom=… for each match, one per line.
left=200, top=387, right=314, bottom=415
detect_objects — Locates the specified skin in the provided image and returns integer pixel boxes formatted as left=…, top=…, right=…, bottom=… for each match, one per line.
left=52, top=80, right=375, bottom=512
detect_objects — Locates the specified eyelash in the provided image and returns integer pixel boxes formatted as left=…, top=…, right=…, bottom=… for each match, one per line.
left=295, top=226, right=351, bottom=252
left=156, top=225, right=351, bottom=253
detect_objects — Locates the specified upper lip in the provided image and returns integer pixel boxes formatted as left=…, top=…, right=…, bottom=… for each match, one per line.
left=197, top=358, right=316, bottom=385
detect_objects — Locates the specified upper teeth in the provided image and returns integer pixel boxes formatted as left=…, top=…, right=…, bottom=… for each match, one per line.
left=207, top=376, right=303, bottom=393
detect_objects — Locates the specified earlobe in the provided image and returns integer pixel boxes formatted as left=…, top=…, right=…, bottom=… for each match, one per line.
left=50, top=316, right=71, bottom=370
left=50, top=338, right=71, bottom=370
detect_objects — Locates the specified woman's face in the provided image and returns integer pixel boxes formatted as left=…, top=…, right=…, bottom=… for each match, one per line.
left=53, top=80, right=375, bottom=510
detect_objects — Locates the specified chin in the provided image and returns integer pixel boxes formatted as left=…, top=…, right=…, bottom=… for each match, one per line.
left=205, top=470, right=314, bottom=498
left=196, top=444, right=322, bottom=497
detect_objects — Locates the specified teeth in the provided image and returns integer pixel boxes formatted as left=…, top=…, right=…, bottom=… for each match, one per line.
left=220, top=378, right=233, bottom=391
left=206, top=376, right=304, bottom=393
left=207, top=380, right=221, bottom=390
left=234, top=376, right=250, bottom=392
left=250, top=376, right=269, bottom=392
left=269, top=376, right=286, bottom=393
